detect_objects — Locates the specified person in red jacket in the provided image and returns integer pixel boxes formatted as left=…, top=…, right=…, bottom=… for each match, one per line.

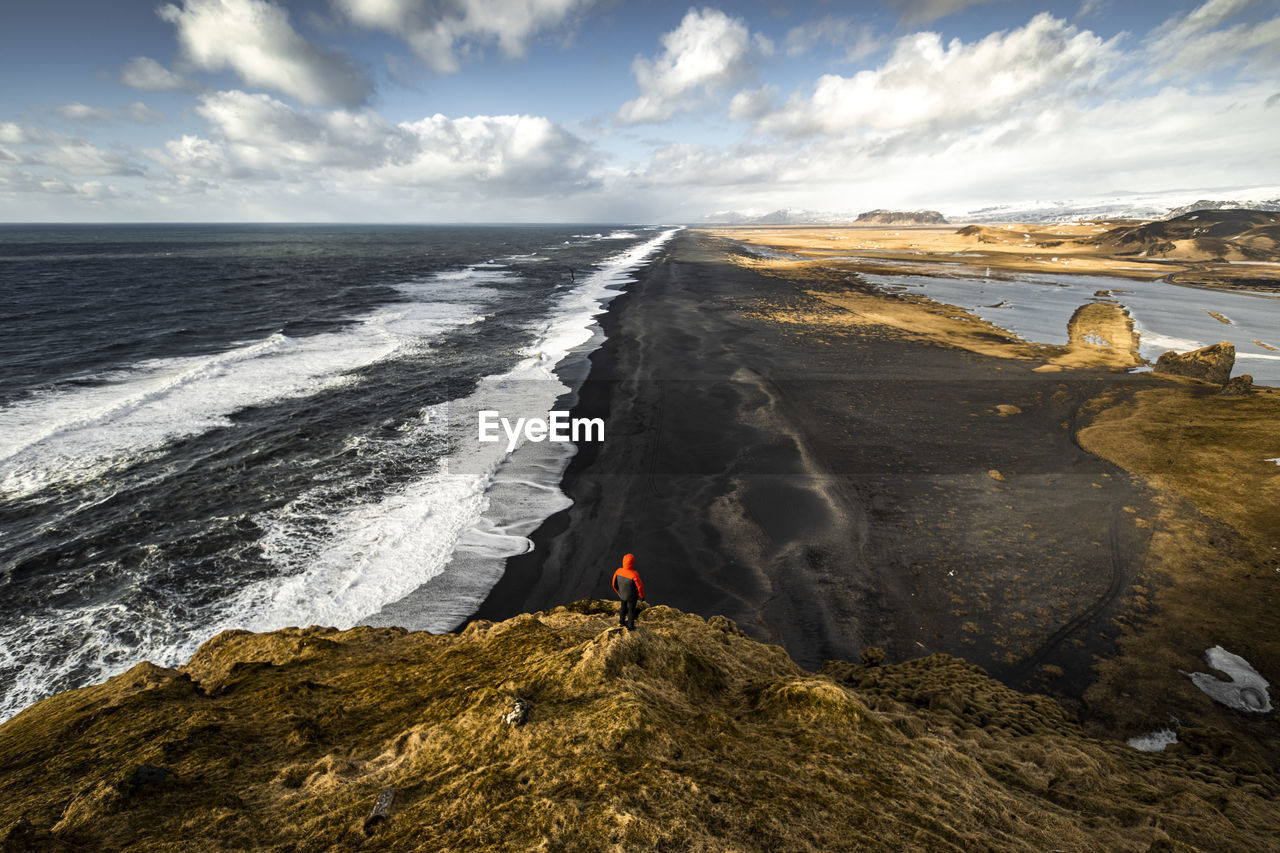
left=611, top=553, right=645, bottom=631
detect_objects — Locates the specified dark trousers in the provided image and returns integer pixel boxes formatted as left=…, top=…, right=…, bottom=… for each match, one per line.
left=618, top=597, right=639, bottom=628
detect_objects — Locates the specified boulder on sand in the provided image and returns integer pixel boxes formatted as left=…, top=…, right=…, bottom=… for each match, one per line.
left=1153, top=341, right=1235, bottom=385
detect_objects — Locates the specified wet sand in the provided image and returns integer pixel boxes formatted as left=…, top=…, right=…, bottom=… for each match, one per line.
left=472, top=230, right=1158, bottom=700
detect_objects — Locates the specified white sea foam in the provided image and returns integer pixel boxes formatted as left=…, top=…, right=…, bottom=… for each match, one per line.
left=190, top=229, right=678, bottom=638
left=571, top=230, right=641, bottom=241
left=0, top=232, right=679, bottom=722
left=1136, top=331, right=1204, bottom=353
left=221, top=412, right=489, bottom=634
left=0, top=278, right=495, bottom=500
left=0, top=598, right=184, bottom=722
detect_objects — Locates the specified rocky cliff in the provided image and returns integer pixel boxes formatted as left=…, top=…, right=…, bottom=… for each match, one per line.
left=2, top=602, right=1277, bottom=852
left=854, top=209, right=948, bottom=225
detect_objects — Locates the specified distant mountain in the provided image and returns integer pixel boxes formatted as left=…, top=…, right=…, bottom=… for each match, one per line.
left=1166, top=198, right=1280, bottom=218
left=854, top=209, right=947, bottom=225
left=961, top=199, right=1167, bottom=223
left=697, top=208, right=855, bottom=225
left=960, top=187, right=1280, bottom=224
left=697, top=207, right=946, bottom=226
left=699, top=188, right=1280, bottom=226
left=1087, top=209, right=1280, bottom=261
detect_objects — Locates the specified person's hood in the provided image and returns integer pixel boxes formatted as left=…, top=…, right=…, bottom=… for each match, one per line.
left=622, top=554, right=634, bottom=570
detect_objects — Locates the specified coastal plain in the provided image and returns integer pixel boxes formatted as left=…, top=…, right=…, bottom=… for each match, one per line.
left=4, top=220, right=1280, bottom=850
left=715, top=212, right=1280, bottom=288
left=479, top=222, right=1280, bottom=760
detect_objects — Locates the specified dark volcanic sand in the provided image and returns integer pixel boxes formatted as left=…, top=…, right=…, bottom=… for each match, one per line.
left=472, top=231, right=1156, bottom=698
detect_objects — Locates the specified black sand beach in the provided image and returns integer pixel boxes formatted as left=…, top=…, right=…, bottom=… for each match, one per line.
left=473, top=231, right=1157, bottom=698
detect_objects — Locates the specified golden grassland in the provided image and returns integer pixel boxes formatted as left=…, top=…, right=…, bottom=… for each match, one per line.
left=735, top=257, right=1145, bottom=373
left=1078, top=383, right=1280, bottom=743
left=3, top=222, right=1278, bottom=852
left=2, top=604, right=1278, bottom=852
left=709, top=221, right=1280, bottom=285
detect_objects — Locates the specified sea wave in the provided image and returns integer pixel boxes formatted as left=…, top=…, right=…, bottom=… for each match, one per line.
left=209, top=228, right=680, bottom=637
left=0, top=277, right=499, bottom=501
left=0, top=229, right=678, bottom=722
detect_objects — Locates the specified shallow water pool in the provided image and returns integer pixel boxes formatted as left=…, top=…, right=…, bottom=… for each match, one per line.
left=865, top=270, right=1280, bottom=385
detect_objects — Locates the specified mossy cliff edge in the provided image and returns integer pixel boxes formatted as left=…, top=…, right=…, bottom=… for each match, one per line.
left=1, top=603, right=1277, bottom=852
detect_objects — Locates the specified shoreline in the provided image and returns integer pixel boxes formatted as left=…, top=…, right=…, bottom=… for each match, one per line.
left=467, top=231, right=1157, bottom=701
left=467, top=248, right=636, bottom=625
left=468, top=227, right=1279, bottom=763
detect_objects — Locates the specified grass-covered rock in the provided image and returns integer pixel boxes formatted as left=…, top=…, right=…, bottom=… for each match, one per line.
left=1, top=603, right=1277, bottom=851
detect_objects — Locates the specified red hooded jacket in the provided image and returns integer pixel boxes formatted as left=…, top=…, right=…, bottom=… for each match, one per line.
left=611, top=554, right=645, bottom=600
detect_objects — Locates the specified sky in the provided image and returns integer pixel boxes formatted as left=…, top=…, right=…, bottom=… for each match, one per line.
left=1, top=0, right=1278, bottom=222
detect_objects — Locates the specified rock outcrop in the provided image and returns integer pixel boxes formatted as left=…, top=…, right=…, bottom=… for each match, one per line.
left=1, top=603, right=1277, bottom=851
left=1221, top=373, right=1254, bottom=396
left=855, top=209, right=947, bottom=225
left=1153, top=341, right=1236, bottom=385
left=1058, top=302, right=1144, bottom=370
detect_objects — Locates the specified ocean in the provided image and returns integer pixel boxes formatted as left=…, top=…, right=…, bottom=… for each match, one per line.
left=0, top=223, right=676, bottom=721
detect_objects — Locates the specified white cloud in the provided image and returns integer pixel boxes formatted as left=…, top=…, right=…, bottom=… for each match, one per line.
left=389, top=113, right=596, bottom=190
left=52, top=102, right=165, bottom=124
left=1075, top=0, right=1108, bottom=23
left=0, top=127, right=147, bottom=177
left=1145, top=0, right=1280, bottom=79
left=616, top=7, right=774, bottom=125
left=336, top=0, right=591, bottom=73
left=157, top=0, right=373, bottom=106
left=159, top=90, right=598, bottom=195
left=783, top=17, right=882, bottom=62
left=639, top=140, right=783, bottom=188
left=886, top=0, right=1000, bottom=26
left=752, top=13, right=1115, bottom=142
left=120, top=57, right=192, bottom=92
left=628, top=75, right=1280, bottom=222
left=0, top=171, right=132, bottom=200
left=53, top=103, right=116, bottom=123
left=606, top=7, right=1279, bottom=215
left=0, top=123, right=52, bottom=145
left=727, top=86, right=776, bottom=121
left=188, top=90, right=409, bottom=173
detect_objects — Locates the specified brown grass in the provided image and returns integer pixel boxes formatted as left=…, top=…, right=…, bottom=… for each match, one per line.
left=1077, top=384, right=1280, bottom=754
left=2, top=604, right=1278, bottom=851
left=708, top=224, right=1280, bottom=286
left=732, top=256, right=1142, bottom=373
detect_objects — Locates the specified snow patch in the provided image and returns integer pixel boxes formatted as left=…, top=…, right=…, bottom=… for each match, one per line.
left=1186, top=646, right=1271, bottom=713
left=1127, top=728, right=1178, bottom=752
